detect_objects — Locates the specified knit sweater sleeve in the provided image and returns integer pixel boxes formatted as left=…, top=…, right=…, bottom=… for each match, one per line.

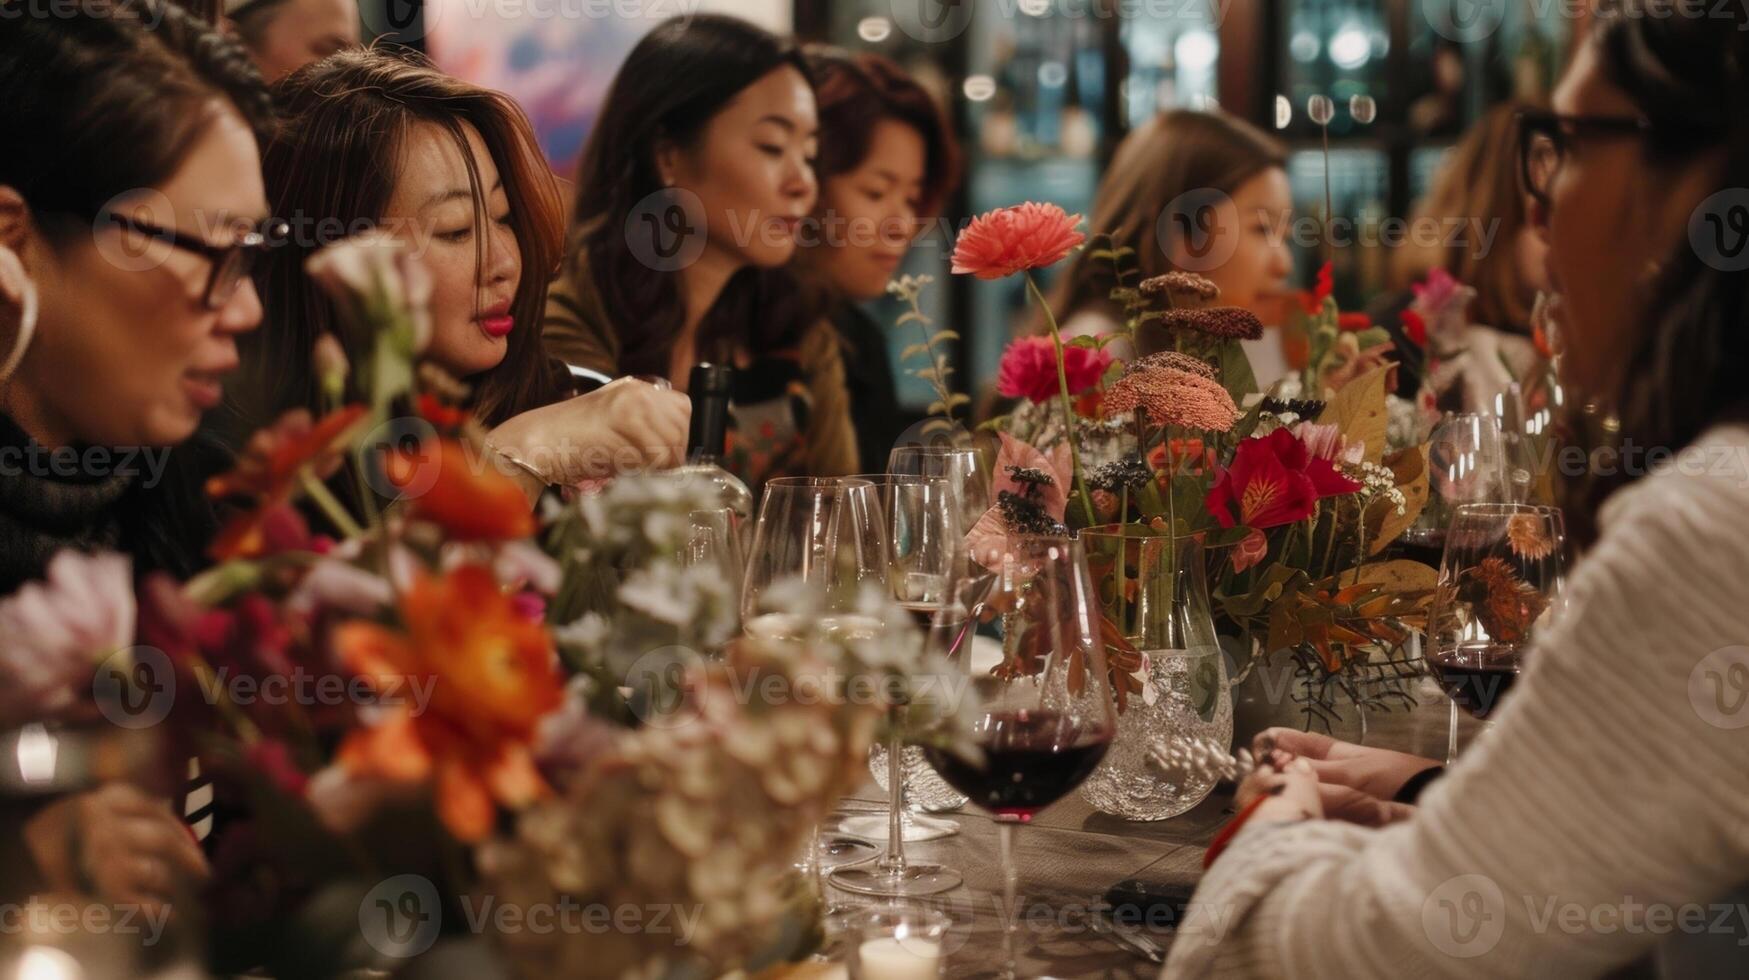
left=1164, top=426, right=1749, bottom=979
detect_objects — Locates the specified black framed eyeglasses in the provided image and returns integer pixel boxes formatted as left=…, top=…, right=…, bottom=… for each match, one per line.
left=1516, top=109, right=1654, bottom=210
left=98, top=210, right=290, bottom=310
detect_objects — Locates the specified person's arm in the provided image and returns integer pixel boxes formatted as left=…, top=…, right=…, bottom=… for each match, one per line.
left=798, top=321, right=859, bottom=478
left=1166, top=454, right=1749, bottom=978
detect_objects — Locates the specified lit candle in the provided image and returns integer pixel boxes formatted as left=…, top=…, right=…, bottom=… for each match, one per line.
left=855, top=937, right=941, bottom=980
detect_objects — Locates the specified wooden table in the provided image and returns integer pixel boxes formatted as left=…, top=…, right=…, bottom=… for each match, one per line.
left=822, top=677, right=1479, bottom=979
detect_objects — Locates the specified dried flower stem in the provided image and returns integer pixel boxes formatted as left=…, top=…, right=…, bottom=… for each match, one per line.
left=299, top=468, right=364, bottom=539
left=1027, top=273, right=1096, bottom=527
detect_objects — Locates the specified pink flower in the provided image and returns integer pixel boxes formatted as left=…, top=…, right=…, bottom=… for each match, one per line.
left=1292, top=422, right=1364, bottom=466
left=996, top=337, right=1110, bottom=403
left=965, top=434, right=1072, bottom=569
left=951, top=202, right=1086, bottom=280
left=0, top=551, right=135, bottom=727
left=1411, top=268, right=1462, bottom=318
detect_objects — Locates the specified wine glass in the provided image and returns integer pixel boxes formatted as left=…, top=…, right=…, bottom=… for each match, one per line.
left=742, top=476, right=887, bottom=638
left=1427, top=503, right=1566, bottom=764
left=1400, top=412, right=1516, bottom=568
left=887, top=443, right=991, bottom=543
left=829, top=472, right=972, bottom=850
left=742, top=477, right=888, bottom=875
left=919, top=535, right=1118, bottom=980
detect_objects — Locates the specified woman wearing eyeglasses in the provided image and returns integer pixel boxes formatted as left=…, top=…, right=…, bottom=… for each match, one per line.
left=1164, top=5, right=1749, bottom=977
left=0, top=0, right=269, bottom=921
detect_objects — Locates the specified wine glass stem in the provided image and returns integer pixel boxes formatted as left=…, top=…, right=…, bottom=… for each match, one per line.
left=1446, top=700, right=1459, bottom=766
left=997, top=821, right=1020, bottom=980
left=879, top=729, right=907, bottom=874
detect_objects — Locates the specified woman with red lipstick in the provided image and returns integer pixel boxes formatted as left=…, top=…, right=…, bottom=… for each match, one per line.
left=0, top=0, right=270, bottom=916
left=543, top=14, right=859, bottom=486
left=791, top=47, right=962, bottom=473
left=235, top=47, right=691, bottom=502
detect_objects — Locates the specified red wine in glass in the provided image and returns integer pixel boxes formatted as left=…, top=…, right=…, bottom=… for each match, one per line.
left=922, top=709, right=1112, bottom=822
left=1428, top=644, right=1521, bottom=719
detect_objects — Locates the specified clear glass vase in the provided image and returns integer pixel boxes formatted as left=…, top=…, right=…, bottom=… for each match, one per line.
left=1079, top=526, right=1232, bottom=821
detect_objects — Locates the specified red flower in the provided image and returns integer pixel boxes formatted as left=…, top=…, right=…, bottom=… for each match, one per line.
left=1338, top=312, right=1372, bottom=332
left=1402, top=309, right=1429, bottom=348
left=384, top=440, right=536, bottom=541
left=1204, top=429, right=1362, bottom=530
left=417, top=393, right=469, bottom=430
left=1299, top=261, right=1334, bottom=316
left=951, top=202, right=1086, bottom=280
left=996, top=336, right=1109, bottom=403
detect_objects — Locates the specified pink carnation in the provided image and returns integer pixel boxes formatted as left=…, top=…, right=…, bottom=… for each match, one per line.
left=951, top=202, right=1086, bottom=280
left=996, top=337, right=1110, bottom=404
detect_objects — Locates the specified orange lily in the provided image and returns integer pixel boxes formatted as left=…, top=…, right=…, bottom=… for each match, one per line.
left=333, top=564, right=562, bottom=841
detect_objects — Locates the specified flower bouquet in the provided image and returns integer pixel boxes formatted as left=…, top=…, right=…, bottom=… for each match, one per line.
left=959, top=203, right=1439, bottom=732
left=0, top=233, right=944, bottom=979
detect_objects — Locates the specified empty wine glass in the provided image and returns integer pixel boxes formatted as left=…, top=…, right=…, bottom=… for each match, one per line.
left=743, top=477, right=888, bottom=875
left=830, top=475, right=966, bottom=896
left=1427, top=503, right=1567, bottom=764
left=887, top=443, right=991, bottom=542
left=919, top=535, right=1118, bottom=980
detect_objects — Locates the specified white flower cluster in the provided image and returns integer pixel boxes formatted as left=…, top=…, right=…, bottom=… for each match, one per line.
left=1348, top=460, right=1408, bottom=516
left=886, top=272, right=935, bottom=304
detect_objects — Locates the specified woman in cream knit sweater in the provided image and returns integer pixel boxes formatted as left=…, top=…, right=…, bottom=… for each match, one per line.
left=1166, top=6, right=1749, bottom=977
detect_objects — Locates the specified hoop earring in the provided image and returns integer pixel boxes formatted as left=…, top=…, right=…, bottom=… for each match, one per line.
left=0, top=246, right=38, bottom=386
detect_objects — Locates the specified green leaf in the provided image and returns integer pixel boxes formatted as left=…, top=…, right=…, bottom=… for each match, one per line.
left=1213, top=339, right=1259, bottom=404
left=1065, top=334, right=1100, bottom=350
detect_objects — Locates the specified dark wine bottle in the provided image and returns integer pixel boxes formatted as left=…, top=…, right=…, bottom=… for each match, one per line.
left=675, top=362, right=752, bottom=541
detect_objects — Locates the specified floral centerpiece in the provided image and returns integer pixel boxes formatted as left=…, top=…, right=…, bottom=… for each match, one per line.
left=958, top=203, right=1439, bottom=731
left=0, top=234, right=944, bottom=980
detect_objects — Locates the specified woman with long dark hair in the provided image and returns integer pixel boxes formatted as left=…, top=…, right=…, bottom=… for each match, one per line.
left=543, top=13, right=857, bottom=484
left=792, top=46, right=961, bottom=473
left=1164, top=5, right=1749, bottom=975
left=0, top=0, right=269, bottom=911
left=236, top=47, right=689, bottom=499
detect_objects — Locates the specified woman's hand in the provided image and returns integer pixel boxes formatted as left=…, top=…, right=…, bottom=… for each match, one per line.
left=487, top=378, right=691, bottom=499
left=1235, top=757, right=1323, bottom=824
left=1253, top=727, right=1441, bottom=803
left=23, top=784, right=210, bottom=913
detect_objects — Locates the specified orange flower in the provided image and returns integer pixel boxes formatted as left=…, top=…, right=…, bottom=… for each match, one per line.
left=207, top=405, right=369, bottom=560
left=207, top=405, right=369, bottom=501
left=383, top=439, right=535, bottom=541
left=951, top=202, right=1085, bottom=280
left=334, top=564, right=562, bottom=841
left=416, top=393, right=469, bottom=430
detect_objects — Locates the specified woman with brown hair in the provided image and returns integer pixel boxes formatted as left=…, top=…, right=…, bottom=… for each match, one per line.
left=1382, top=102, right=1551, bottom=411
left=792, top=46, right=961, bottom=472
left=543, top=14, right=856, bottom=486
left=1048, top=109, right=1296, bottom=386
left=236, top=46, right=689, bottom=501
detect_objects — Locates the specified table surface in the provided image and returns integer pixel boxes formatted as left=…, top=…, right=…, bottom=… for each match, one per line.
left=822, top=676, right=1479, bottom=979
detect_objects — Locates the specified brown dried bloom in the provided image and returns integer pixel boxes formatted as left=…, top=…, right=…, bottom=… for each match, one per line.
left=1103, top=366, right=1240, bottom=431
left=1127, top=350, right=1216, bottom=380
left=1139, top=271, right=1221, bottom=307
left=1506, top=513, right=1555, bottom=561
left=1148, top=307, right=1265, bottom=341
